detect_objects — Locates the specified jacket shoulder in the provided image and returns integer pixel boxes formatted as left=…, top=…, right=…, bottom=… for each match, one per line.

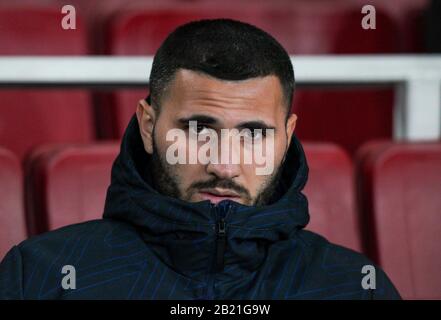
left=0, top=219, right=146, bottom=299
left=16, top=218, right=145, bottom=266
left=18, top=219, right=130, bottom=250
left=292, top=229, right=401, bottom=299
left=297, top=229, right=372, bottom=266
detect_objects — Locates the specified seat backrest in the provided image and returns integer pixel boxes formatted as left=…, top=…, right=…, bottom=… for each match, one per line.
left=0, top=147, right=27, bottom=259
left=0, top=7, right=94, bottom=160
left=356, top=142, right=441, bottom=299
left=302, top=143, right=361, bottom=252
left=290, top=4, right=399, bottom=155
left=26, top=143, right=119, bottom=234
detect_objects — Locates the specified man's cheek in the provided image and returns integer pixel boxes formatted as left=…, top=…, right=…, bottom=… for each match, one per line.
left=175, top=164, right=199, bottom=192
left=241, top=169, right=259, bottom=198
left=253, top=134, right=276, bottom=176
left=272, top=140, right=287, bottom=171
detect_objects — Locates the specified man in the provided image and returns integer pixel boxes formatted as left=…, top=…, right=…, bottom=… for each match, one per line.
left=0, top=19, right=400, bottom=299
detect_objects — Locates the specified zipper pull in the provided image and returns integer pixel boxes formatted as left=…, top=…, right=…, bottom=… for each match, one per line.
left=215, top=218, right=227, bottom=272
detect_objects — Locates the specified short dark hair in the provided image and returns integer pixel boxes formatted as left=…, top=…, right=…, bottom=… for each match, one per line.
left=148, top=18, right=295, bottom=116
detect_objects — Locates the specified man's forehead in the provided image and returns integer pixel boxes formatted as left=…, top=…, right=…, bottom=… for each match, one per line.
left=169, top=69, right=283, bottom=96
left=162, top=69, right=285, bottom=121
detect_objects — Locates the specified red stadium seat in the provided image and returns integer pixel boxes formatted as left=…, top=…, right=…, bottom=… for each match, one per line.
left=356, top=141, right=441, bottom=299
left=25, top=143, right=119, bottom=235
left=303, top=143, right=361, bottom=252
left=287, top=6, right=399, bottom=156
left=0, top=7, right=95, bottom=160
left=0, top=147, right=27, bottom=259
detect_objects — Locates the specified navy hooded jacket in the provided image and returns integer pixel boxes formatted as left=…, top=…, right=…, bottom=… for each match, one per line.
left=0, top=116, right=401, bottom=299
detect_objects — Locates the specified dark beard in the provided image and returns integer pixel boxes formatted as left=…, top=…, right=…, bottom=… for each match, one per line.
left=150, top=136, right=183, bottom=200
left=149, top=131, right=285, bottom=206
left=252, top=162, right=284, bottom=206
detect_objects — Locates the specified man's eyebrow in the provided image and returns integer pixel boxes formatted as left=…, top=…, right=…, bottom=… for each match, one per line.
left=177, top=115, right=276, bottom=132
left=177, top=114, right=220, bottom=125
left=236, top=120, right=276, bottom=132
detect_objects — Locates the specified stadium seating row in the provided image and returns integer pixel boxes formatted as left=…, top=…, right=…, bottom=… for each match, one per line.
left=0, top=4, right=424, bottom=160
left=0, top=141, right=440, bottom=299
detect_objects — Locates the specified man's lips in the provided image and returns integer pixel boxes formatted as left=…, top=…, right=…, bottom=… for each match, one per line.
left=200, top=188, right=240, bottom=197
left=198, top=188, right=241, bottom=203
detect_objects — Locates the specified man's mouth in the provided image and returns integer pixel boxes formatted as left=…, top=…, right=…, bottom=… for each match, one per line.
left=198, top=188, right=241, bottom=204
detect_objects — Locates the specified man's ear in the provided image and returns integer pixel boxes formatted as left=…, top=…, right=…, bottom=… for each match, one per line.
left=136, top=98, right=156, bottom=154
left=285, top=113, right=298, bottom=146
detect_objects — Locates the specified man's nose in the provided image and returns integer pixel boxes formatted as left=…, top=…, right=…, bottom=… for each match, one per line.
left=206, top=162, right=240, bottom=180
left=205, top=130, right=242, bottom=179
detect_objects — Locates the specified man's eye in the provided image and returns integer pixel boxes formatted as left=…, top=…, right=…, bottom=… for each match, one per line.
left=244, top=129, right=265, bottom=140
left=188, top=124, right=210, bottom=135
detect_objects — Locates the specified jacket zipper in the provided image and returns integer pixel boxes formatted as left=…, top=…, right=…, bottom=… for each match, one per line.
left=206, top=202, right=230, bottom=299
left=215, top=217, right=227, bottom=273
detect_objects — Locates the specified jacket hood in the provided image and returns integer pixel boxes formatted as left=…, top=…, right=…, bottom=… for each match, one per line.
left=103, top=115, right=310, bottom=277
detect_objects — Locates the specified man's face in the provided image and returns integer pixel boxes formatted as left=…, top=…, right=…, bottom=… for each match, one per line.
left=137, top=69, right=297, bottom=206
